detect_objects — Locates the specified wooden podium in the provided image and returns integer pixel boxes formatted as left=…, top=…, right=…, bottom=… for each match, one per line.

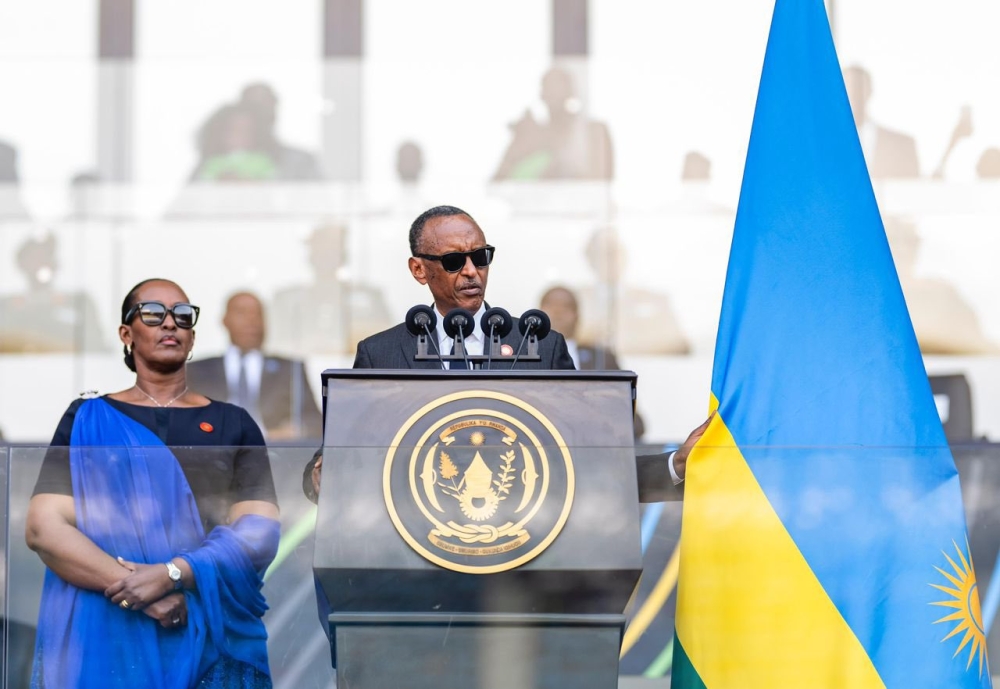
left=314, top=370, right=643, bottom=689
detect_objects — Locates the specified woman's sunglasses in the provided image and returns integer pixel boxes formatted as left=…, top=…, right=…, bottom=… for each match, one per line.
left=124, top=301, right=201, bottom=329
left=413, top=245, right=495, bottom=273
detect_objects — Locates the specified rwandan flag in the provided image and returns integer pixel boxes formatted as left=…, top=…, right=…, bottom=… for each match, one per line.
left=670, top=1, right=991, bottom=688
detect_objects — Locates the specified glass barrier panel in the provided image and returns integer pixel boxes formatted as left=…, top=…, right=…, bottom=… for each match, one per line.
left=6, top=443, right=1000, bottom=688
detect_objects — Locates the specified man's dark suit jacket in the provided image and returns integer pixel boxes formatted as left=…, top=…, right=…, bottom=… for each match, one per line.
left=353, top=322, right=576, bottom=370
left=187, top=353, right=323, bottom=439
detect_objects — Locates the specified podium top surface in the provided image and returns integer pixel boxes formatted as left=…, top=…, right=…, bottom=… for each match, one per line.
left=322, top=369, right=637, bottom=385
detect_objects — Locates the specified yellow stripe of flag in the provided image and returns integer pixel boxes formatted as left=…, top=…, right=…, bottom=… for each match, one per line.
left=675, top=411, right=885, bottom=689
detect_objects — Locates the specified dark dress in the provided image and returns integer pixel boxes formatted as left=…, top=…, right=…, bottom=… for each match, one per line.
left=32, top=395, right=279, bottom=688
left=34, top=396, right=278, bottom=532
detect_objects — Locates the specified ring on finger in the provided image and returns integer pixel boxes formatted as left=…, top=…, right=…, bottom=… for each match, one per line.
left=172, top=616, right=181, bottom=625
left=120, top=600, right=130, bottom=610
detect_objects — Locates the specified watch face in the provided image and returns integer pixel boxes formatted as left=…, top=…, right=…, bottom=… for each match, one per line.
left=166, top=562, right=181, bottom=581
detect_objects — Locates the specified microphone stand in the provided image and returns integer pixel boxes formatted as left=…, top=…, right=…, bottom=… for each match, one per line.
left=427, top=324, right=447, bottom=370
left=485, top=323, right=498, bottom=370
left=509, top=325, right=533, bottom=369
left=454, top=330, right=473, bottom=370
left=415, top=320, right=446, bottom=370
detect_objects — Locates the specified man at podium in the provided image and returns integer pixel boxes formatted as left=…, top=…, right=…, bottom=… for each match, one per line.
left=353, top=205, right=575, bottom=371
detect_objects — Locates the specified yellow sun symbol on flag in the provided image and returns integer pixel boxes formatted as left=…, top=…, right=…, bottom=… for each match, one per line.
left=469, top=431, right=486, bottom=446
left=930, top=540, right=989, bottom=678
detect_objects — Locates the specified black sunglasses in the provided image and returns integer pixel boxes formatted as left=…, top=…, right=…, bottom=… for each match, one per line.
left=413, top=245, right=496, bottom=273
left=124, top=301, right=201, bottom=329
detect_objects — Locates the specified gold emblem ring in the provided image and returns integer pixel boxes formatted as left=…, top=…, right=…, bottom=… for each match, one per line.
left=120, top=600, right=130, bottom=610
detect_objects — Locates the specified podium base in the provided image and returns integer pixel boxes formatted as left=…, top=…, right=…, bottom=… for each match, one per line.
left=330, top=612, right=625, bottom=689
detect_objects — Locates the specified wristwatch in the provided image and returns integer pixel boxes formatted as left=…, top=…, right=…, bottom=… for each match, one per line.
left=165, top=561, right=183, bottom=590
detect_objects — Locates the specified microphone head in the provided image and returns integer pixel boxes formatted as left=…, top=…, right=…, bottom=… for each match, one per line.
left=405, top=304, right=437, bottom=336
left=518, top=309, right=551, bottom=339
left=481, top=306, right=513, bottom=338
left=443, top=308, right=475, bottom=339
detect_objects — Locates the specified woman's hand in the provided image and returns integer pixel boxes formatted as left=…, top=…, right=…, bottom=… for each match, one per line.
left=104, top=558, right=174, bottom=611
left=142, top=591, right=188, bottom=629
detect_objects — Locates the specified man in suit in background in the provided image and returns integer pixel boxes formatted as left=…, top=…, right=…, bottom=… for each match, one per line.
left=353, top=205, right=575, bottom=370
left=540, top=285, right=646, bottom=440
left=188, top=291, right=322, bottom=440
left=844, top=65, right=920, bottom=179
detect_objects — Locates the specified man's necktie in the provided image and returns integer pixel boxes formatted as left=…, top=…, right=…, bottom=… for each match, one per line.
left=236, top=357, right=250, bottom=407
left=237, top=356, right=263, bottom=423
left=449, top=340, right=469, bottom=370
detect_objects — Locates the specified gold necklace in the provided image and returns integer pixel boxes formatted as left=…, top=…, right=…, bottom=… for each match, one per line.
left=134, top=384, right=188, bottom=408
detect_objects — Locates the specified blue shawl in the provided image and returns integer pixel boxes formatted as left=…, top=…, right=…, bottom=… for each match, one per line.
left=31, top=398, right=280, bottom=689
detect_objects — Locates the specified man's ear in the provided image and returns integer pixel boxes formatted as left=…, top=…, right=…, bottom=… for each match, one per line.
left=409, top=257, right=429, bottom=285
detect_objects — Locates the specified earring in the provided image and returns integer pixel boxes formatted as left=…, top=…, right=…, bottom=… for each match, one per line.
left=187, top=350, right=194, bottom=362
left=126, top=345, right=132, bottom=355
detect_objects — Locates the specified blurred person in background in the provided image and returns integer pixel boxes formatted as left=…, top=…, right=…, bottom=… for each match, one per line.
left=188, top=291, right=322, bottom=440
left=681, top=151, right=711, bottom=181
left=0, top=137, right=30, bottom=218
left=885, top=216, right=998, bottom=354
left=396, top=140, right=424, bottom=185
left=189, top=82, right=323, bottom=182
left=0, top=139, right=17, bottom=182
left=67, top=171, right=102, bottom=220
left=393, top=139, right=434, bottom=216
left=191, top=102, right=277, bottom=182
left=932, top=106, right=972, bottom=179
left=0, top=234, right=106, bottom=353
left=270, top=223, right=393, bottom=355
left=929, top=106, right=1000, bottom=180
left=576, top=226, right=690, bottom=356
left=492, top=66, right=614, bottom=181
left=976, top=148, right=1000, bottom=178
left=25, top=278, right=280, bottom=688
left=540, top=285, right=645, bottom=440
left=844, top=65, right=920, bottom=179
left=239, top=82, right=323, bottom=181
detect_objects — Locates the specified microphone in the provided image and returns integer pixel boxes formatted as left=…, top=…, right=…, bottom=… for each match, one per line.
left=518, top=309, right=551, bottom=340
left=443, top=308, right=475, bottom=339
left=481, top=307, right=514, bottom=338
left=405, top=304, right=444, bottom=369
left=510, top=309, right=552, bottom=369
left=443, top=308, right=475, bottom=370
left=481, top=307, right=513, bottom=369
left=405, top=305, right=437, bottom=335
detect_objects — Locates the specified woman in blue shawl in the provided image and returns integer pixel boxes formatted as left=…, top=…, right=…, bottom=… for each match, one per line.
left=25, top=278, right=281, bottom=689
